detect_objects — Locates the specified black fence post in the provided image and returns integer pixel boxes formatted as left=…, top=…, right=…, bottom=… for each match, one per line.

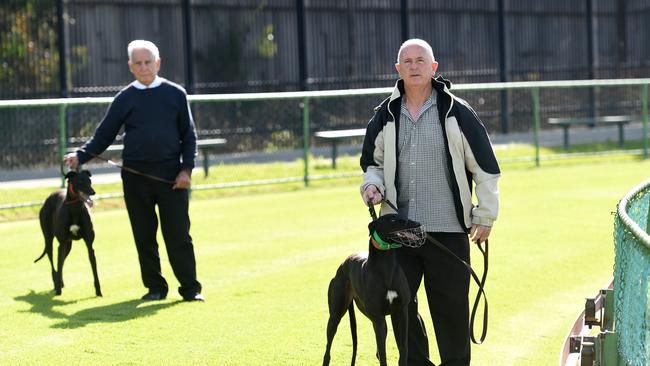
left=586, top=0, right=597, bottom=120
left=498, top=0, right=509, bottom=134
left=182, top=0, right=195, bottom=94
left=616, top=0, right=627, bottom=67
left=296, top=0, right=308, bottom=91
left=57, top=0, right=68, bottom=98
left=400, top=0, right=409, bottom=42
left=57, top=0, right=68, bottom=187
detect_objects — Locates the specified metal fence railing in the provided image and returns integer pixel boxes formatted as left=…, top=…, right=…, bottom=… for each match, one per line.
left=0, top=78, right=649, bottom=208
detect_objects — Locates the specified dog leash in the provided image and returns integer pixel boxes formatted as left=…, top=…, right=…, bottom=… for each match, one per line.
left=431, top=234, right=488, bottom=345
left=72, top=148, right=176, bottom=185
left=382, top=199, right=489, bottom=345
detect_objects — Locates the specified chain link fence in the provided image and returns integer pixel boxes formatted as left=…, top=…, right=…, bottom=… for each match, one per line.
left=614, top=178, right=650, bottom=366
left=1, top=79, right=648, bottom=185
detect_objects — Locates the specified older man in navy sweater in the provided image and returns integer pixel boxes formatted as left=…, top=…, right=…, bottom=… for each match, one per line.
left=64, top=40, right=203, bottom=302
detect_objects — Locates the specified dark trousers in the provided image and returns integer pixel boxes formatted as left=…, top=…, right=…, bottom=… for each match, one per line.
left=122, top=171, right=201, bottom=298
left=396, top=232, right=470, bottom=366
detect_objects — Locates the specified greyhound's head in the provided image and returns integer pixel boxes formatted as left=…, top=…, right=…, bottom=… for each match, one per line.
left=368, top=214, right=426, bottom=250
left=65, top=170, right=95, bottom=207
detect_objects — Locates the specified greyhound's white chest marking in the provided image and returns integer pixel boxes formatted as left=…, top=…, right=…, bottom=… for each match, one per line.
left=69, top=225, right=80, bottom=235
left=386, top=290, right=399, bottom=304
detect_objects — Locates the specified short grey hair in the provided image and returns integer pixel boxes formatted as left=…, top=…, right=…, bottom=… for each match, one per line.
left=127, top=40, right=160, bottom=61
left=397, top=38, right=435, bottom=63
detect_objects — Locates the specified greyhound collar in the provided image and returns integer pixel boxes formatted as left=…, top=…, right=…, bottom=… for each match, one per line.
left=371, top=231, right=402, bottom=250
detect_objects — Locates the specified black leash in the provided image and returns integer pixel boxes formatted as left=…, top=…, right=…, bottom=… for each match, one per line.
left=74, top=148, right=176, bottom=185
left=427, top=233, right=488, bottom=345
left=383, top=200, right=489, bottom=344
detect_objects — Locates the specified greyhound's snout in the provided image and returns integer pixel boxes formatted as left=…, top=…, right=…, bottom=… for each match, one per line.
left=78, top=192, right=94, bottom=207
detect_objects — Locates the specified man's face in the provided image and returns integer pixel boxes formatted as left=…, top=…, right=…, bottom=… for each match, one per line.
left=128, top=48, right=160, bottom=86
left=395, top=44, right=438, bottom=87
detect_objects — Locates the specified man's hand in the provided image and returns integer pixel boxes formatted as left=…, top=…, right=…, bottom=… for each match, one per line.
left=63, top=153, right=79, bottom=170
left=469, top=224, right=491, bottom=244
left=173, top=170, right=191, bottom=190
left=362, top=185, right=383, bottom=205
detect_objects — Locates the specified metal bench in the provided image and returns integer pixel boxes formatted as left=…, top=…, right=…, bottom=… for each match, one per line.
left=67, top=138, right=227, bottom=177
left=314, top=128, right=366, bottom=168
left=547, top=115, right=633, bottom=149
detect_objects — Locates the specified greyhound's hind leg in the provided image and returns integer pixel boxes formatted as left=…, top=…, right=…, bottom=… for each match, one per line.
left=48, top=251, right=56, bottom=292
left=44, top=238, right=57, bottom=291
left=323, top=275, right=352, bottom=366
left=37, top=225, right=57, bottom=290
left=54, top=241, right=72, bottom=295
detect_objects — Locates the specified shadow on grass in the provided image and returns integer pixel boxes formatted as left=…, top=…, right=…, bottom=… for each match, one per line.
left=15, top=290, right=180, bottom=329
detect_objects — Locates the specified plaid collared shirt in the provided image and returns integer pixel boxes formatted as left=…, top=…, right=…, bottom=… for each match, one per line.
left=396, top=90, right=465, bottom=233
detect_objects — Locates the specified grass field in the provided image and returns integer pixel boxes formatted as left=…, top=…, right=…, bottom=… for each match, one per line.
left=1, top=157, right=649, bottom=365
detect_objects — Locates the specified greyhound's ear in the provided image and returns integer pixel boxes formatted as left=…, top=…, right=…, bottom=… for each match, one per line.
left=65, top=171, right=77, bottom=179
left=368, top=220, right=376, bottom=236
left=81, top=170, right=92, bottom=177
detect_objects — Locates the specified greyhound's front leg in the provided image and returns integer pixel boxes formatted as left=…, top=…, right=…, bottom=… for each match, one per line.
left=85, top=237, right=102, bottom=297
left=55, top=241, right=72, bottom=295
left=391, top=306, right=409, bottom=366
left=373, top=318, right=388, bottom=366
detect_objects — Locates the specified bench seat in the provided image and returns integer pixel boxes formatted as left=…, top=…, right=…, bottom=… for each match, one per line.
left=547, top=115, right=633, bottom=149
left=314, top=128, right=366, bottom=168
left=67, top=138, right=226, bottom=177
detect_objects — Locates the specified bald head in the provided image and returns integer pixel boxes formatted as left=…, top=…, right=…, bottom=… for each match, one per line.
left=397, top=39, right=435, bottom=64
left=394, top=38, right=438, bottom=89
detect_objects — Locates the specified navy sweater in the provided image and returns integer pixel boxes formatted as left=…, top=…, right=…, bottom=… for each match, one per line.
left=78, top=79, right=197, bottom=181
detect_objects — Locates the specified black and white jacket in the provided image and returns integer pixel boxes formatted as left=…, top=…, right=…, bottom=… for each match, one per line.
left=360, top=76, right=501, bottom=230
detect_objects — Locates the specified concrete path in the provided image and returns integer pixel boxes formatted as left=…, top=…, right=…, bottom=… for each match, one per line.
left=1, top=122, right=647, bottom=189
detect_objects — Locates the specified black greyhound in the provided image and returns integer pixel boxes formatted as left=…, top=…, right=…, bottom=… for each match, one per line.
left=35, top=170, right=102, bottom=296
left=323, top=210, right=425, bottom=366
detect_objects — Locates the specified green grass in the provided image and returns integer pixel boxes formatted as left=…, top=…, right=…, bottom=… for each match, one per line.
left=494, top=139, right=649, bottom=168
left=1, top=157, right=649, bottom=365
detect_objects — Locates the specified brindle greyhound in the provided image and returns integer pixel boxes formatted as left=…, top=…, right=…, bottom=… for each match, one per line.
left=323, top=207, right=424, bottom=366
left=35, top=170, right=101, bottom=296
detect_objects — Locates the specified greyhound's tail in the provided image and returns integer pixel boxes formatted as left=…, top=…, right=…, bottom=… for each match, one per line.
left=348, top=303, right=357, bottom=366
left=34, top=249, right=46, bottom=263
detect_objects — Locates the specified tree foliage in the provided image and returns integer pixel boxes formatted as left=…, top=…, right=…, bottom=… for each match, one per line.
left=0, top=0, right=59, bottom=98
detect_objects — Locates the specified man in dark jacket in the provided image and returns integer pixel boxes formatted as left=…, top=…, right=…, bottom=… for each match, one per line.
left=361, top=39, right=500, bottom=365
left=64, top=40, right=203, bottom=302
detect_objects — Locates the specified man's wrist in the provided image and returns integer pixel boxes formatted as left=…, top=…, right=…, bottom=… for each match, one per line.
left=361, top=183, right=382, bottom=194
left=471, top=217, right=494, bottom=227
